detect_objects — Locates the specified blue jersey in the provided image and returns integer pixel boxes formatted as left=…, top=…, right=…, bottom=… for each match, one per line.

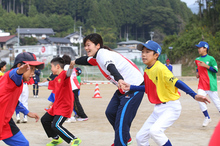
left=165, top=64, right=173, bottom=72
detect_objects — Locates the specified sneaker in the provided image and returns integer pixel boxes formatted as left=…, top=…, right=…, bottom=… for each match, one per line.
left=111, top=138, right=132, bottom=146
left=22, top=116, right=28, bottom=123
left=70, top=117, right=77, bottom=123
left=71, top=138, right=82, bottom=146
left=16, top=114, right=20, bottom=124
left=46, top=137, right=63, bottom=146
left=76, top=118, right=88, bottom=121
left=65, top=118, right=72, bottom=123
left=203, top=117, right=211, bottom=127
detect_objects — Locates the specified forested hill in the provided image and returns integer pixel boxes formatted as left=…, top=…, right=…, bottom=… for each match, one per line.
left=0, top=0, right=192, bottom=48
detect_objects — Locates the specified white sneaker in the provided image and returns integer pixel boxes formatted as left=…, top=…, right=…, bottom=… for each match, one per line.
left=203, top=117, right=211, bottom=127
left=22, top=116, right=28, bottom=123
left=70, top=117, right=76, bottom=123
left=77, top=117, right=88, bottom=121
left=16, top=114, right=20, bottom=124
left=65, top=118, right=72, bottom=123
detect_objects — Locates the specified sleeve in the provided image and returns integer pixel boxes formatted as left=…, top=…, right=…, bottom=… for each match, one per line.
left=48, top=80, right=55, bottom=90
left=107, top=64, right=124, bottom=81
left=209, top=67, right=218, bottom=73
left=175, top=80, right=197, bottom=98
left=163, top=67, right=178, bottom=86
left=9, top=68, right=23, bottom=86
left=130, top=85, right=145, bottom=91
left=210, top=57, right=218, bottom=72
left=75, top=56, right=93, bottom=65
left=16, top=101, right=29, bottom=115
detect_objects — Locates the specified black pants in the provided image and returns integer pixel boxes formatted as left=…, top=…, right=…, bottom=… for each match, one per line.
left=73, top=89, right=88, bottom=118
left=41, top=112, right=75, bottom=144
left=33, top=84, right=39, bottom=95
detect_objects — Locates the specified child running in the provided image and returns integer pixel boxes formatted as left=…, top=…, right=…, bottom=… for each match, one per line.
left=121, top=40, right=210, bottom=146
left=72, top=33, right=145, bottom=146
left=41, top=57, right=81, bottom=146
left=0, top=52, right=43, bottom=146
left=195, top=41, right=220, bottom=127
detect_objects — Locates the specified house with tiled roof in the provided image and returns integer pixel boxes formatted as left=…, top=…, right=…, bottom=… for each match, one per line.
left=0, top=35, right=18, bottom=50
left=65, top=31, right=84, bottom=44
left=16, top=28, right=55, bottom=39
left=38, top=37, right=71, bottom=46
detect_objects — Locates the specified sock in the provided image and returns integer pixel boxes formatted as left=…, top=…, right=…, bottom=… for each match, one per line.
left=163, top=140, right=172, bottom=146
left=53, top=135, right=59, bottom=140
left=203, top=110, right=210, bottom=119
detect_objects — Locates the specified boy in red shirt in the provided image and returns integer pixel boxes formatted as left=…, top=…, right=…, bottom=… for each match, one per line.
left=41, top=57, right=81, bottom=146
left=0, top=52, right=44, bottom=146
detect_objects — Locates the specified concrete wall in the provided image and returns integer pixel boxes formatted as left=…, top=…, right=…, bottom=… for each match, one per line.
left=172, top=64, right=182, bottom=77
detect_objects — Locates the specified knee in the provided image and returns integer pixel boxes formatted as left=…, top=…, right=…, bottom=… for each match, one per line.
left=149, top=127, right=160, bottom=139
left=24, top=140, right=29, bottom=146
left=105, top=108, right=115, bottom=118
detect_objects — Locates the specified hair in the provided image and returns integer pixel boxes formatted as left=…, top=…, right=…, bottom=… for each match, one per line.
left=62, top=54, right=71, bottom=65
left=153, top=51, right=159, bottom=60
left=83, top=33, right=113, bottom=51
left=50, top=57, right=65, bottom=69
left=0, top=61, right=6, bottom=70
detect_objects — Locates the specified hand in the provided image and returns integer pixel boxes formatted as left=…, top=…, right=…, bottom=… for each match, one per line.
left=118, top=79, right=130, bottom=91
left=198, top=61, right=209, bottom=69
left=196, top=72, right=200, bottom=78
left=17, top=64, right=30, bottom=75
left=27, top=112, right=39, bottom=122
left=195, top=95, right=210, bottom=104
left=69, top=60, right=75, bottom=69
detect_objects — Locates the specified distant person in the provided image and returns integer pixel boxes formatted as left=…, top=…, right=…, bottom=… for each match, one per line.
left=195, top=41, right=220, bottom=127
left=0, top=52, right=43, bottom=145
left=33, top=69, right=41, bottom=98
left=73, top=67, right=88, bottom=121
left=41, top=57, right=81, bottom=146
left=0, top=61, right=7, bottom=78
left=165, top=58, right=173, bottom=72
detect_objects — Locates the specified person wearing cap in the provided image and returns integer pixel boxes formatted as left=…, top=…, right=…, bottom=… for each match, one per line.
left=195, top=41, right=220, bottom=127
left=121, top=40, right=210, bottom=146
left=72, top=33, right=144, bottom=146
left=165, top=58, right=173, bottom=72
left=0, top=52, right=44, bottom=146
left=0, top=61, right=7, bottom=78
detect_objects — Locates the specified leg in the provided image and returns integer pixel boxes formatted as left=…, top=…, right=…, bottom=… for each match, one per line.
left=36, top=84, right=39, bottom=96
left=114, top=91, right=144, bottom=146
left=207, top=91, right=220, bottom=111
left=3, top=131, right=29, bottom=146
left=150, top=100, right=181, bottom=145
left=136, top=112, right=157, bottom=146
left=41, top=112, right=57, bottom=138
left=51, top=115, right=76, bottom=144
left=33, top=84, right=35, bottom=96
left=73, top=90, right=88, bottom=118
left=105, top=90, right=121, bottom=130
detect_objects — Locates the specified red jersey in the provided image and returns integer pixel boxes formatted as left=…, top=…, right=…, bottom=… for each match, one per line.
left=48, top=70, right=74, bottom=118
left=0, top=71, right=23, bottom=140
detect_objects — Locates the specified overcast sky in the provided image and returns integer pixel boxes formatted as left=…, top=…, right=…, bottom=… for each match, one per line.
left=181, top=0, right=197, bottom=6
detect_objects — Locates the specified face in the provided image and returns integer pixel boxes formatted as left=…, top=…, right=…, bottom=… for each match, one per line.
left=1, top=65, right=6, bottom=72
left=198, top=47, right=207, bottom=55
left=141, top=47, right=159, bottom=67
left=166, top=61, right=170, bottom=65
left=23, top=66, right=36, bottom=81
left=51, top=63, right=59, bottom=75
left=84, top=40, right=100, bottom=57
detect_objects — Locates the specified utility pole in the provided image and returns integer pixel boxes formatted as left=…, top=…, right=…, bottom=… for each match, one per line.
left=79, top=26, right=82, bottom=57
left=149, top=31, right=154, bottom=41
left=18, top=26, right=20, bottom=46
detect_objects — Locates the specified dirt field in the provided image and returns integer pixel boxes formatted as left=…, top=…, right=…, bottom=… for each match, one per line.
left=0, top=80, right=219, bottom=146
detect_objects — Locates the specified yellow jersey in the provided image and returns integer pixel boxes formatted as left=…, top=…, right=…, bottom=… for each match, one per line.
left=144, top=61, right=180, bottom=104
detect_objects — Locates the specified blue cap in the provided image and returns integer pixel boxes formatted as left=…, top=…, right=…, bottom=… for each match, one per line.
left=195, top=41, right=209, bottom=49
left=137, top=40, right=162, bottom=56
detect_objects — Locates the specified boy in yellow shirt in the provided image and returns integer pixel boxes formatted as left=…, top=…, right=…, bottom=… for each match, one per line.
left=122, top=40, right=210, bottom=146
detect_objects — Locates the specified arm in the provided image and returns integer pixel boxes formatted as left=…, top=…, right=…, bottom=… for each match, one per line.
left=175, top=80, right=210, bottom=104
left=9, top=68, right=23, bottom=86
left=107, top=64, right=124, bottom=81
left=75, top=56, right=92, bottom=65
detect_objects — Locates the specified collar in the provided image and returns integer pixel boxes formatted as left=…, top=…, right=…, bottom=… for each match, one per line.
left=93, top=48, right=101, bottom=59
left=201, top=54, right=208, bottom=58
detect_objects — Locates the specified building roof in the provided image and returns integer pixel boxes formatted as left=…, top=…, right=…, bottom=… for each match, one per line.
left=0, top=35, right=16, bottom=43
left=38, top=39, right=49, bottom=44
left=46, top=37, right=71, bottom=44
left=117, top=40, right=143, bottom=45
left=16, top=28, right=55, bottom=35
left=65, top=31, right=84, bottom=39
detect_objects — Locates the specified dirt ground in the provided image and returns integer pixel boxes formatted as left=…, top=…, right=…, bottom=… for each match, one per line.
left=0, top=80, right=220, bottom=146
